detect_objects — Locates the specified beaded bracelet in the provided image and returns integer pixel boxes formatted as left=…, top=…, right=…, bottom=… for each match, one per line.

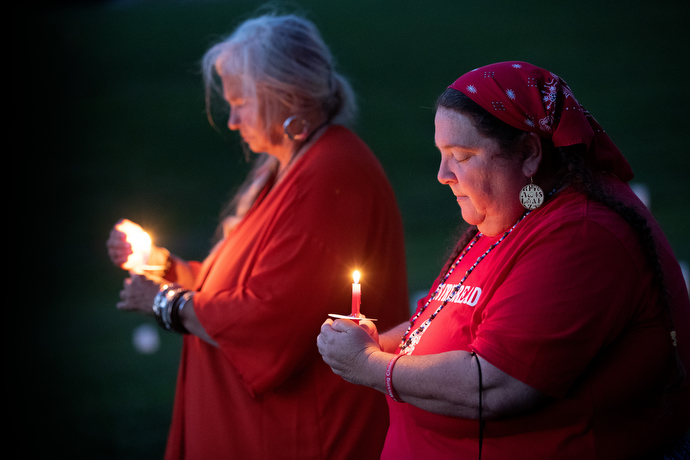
left=385, top=354, right=404, bottom=403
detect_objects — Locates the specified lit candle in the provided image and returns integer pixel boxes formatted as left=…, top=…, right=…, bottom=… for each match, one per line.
left=351, top=270, right=361, bottom=318
left=115, top=219, right=152, bottom=272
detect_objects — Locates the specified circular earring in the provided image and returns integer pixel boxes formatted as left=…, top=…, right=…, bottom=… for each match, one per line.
left=283, top=116, right=309, bottom=141
left=519, top=176, right=545, bottom=210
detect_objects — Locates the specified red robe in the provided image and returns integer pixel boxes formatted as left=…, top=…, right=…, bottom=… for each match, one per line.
left=165, top=126, right=409, bottom=459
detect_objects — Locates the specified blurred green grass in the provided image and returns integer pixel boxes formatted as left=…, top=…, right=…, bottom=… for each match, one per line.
left=14, top=0, right=689, bottom=457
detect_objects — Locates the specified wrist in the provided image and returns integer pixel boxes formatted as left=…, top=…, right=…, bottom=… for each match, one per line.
left=152, top=284, right=191, bottom=334
left=147, top=246, right=172, bottom=278
left=385, top=354, right=405, bottom=403
left=359, top=349, right=393, bottom=393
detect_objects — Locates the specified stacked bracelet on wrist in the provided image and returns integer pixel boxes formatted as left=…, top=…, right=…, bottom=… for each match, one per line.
left=152, top=284, right=191, bottom=334
left=385, top=354, right=405, bottom=403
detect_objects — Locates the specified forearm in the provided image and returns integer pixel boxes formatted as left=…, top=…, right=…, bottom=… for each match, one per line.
left=358, top=350, right=546, bottom=419
left=384, top=351, right=483, bottom=418
left=320, top=320, right=546, bottom=419
left=147, top=245, right=197, bottom=288
left=350, top=349, right=479, bottom=417
left=180, top=296, right=219, bottom=347
left=166, top=254, right=197, bottom=288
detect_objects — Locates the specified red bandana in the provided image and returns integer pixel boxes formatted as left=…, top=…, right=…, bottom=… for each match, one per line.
left=448, top=61, right=633, bottom=182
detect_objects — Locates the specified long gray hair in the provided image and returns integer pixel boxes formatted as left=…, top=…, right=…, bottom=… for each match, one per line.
left=202, top=13, right=357, bottom=239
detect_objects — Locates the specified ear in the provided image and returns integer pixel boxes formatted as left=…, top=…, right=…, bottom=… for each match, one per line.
left=521, top=132, right=543, bottom=177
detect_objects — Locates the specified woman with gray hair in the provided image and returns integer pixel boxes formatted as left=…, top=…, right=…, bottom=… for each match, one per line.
left=107, top=13, right=408, bottom=459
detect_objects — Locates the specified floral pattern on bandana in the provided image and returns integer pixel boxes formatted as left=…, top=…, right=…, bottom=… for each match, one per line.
left=447, top=61, right=634, bottom=182
left=539, top=76, right=558, bottom=133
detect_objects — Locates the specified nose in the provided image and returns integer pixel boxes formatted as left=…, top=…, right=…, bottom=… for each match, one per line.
left=227, top=106, right=240, bottom=131
left=437, top=157, right=457, bottom=185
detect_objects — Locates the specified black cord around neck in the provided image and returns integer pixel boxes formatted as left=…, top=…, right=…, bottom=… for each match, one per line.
left=472, top=351, right=484, bottom=460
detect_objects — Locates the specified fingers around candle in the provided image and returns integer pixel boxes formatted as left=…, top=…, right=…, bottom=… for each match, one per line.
left=331, top=318, right=358, bottom=332
left=358, top=320, right=376, bottom=334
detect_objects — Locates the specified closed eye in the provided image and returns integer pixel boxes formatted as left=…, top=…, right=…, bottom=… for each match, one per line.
left=453, top=153, right=471, bottom=162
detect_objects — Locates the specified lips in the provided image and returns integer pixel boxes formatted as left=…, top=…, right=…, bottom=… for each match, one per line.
left=455, top=194, right=470, bottom=207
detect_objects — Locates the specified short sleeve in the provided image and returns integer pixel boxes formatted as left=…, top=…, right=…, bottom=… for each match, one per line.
left=471, top=216, right=649, bottom=397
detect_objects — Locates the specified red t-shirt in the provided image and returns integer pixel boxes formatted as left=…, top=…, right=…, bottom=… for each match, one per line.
left=383, top=182, right=690, bottom=459
left=164, top=126, right=409, bottom=460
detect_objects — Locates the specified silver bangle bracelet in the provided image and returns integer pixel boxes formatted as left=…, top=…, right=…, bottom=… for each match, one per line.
left=170, top=291, right=194, bottom=334
left=177, top=291, right=194, bottom=315
left=153, top=284, right=185, bottom=331
left=152, top=284, right=171, bottom=329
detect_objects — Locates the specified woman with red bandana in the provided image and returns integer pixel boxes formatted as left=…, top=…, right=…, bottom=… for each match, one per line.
left=318, top=61, right=689, bottom=459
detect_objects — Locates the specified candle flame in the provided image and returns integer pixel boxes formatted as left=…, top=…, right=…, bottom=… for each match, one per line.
left=353, top=270, right=360, bottom=284
left=116, top=219, right=152, bottom=270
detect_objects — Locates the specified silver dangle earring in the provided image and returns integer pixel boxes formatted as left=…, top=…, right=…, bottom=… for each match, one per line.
left=283, top=116, right=309, bottom=141
left=519, top=176, right=545, bottom=210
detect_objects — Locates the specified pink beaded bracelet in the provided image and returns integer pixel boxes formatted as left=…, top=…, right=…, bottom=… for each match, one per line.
left=385, top=354, right=404, bottom=403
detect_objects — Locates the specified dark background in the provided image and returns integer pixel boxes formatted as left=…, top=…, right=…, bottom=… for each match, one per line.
left=13, top=0, right=689, bottom=457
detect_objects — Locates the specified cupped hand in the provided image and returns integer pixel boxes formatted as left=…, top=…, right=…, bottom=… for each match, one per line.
left=317, top=318, right=382, bottom=385
left=358, top=319, right=380, bottom=345
left=117, top=274, right=160, bottom=315
left=107, top=219, right=133, bottom=267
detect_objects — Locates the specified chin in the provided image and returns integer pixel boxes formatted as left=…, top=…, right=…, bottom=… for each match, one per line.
left=460, top=212, right=483, bottom=228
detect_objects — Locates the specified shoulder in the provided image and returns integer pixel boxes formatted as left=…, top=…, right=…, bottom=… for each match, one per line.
left=272, top=125, right=402, bottom=233
left=305, top=126, right=386, bottom=176
left=522, top=187, right=641, bottom=246
left=291, top=125, right=395, bottom=199
left=507, top=188, right=649, bottom=281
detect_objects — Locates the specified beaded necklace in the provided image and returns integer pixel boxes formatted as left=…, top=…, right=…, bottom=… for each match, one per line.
left=399, top=211, right=532, bottom=355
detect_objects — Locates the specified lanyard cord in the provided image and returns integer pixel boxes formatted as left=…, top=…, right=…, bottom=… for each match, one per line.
left=472, top=351, right=484, bottom=460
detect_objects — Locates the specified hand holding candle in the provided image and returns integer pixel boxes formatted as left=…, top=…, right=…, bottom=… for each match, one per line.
left=112, top=219, right=166, bottom=275
left=115, top=219, right=152, bottom=271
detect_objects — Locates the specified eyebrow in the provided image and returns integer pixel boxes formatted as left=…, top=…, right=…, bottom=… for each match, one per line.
left=434, top=142, right=478, bottom=152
